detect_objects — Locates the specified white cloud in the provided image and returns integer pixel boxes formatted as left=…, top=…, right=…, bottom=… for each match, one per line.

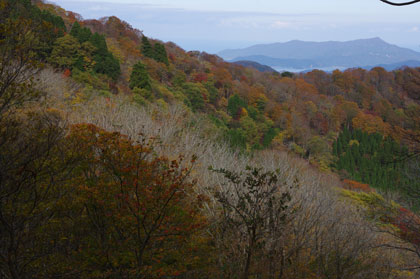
left=218, top=16, right=297, bottom=30
left=409, top=26, right=419, bottom=32
left=270, top=21, right=292, bottom=29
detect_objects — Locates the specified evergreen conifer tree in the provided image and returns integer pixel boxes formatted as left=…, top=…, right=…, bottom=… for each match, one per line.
left=337, top=139, right=343, bottom=155
left=90, top=33, right=108, bottom=56
left=70, top=21, right=81, bottom=38
left=85, top=32, right=121, bottom=80
left=227, top=94, right=247, bottom=118
left=154, top=43, right=169, bottom=65
left=141, top=36, right=154, bottom=58
left=333, top=141, right=338, bottom=157
left=78, top=27, right=93, bottom=43
left=129, top=61, right=151, bottom=91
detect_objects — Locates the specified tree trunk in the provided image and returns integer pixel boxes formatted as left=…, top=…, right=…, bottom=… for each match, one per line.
left=242, top=248, right=252, bottom=279
left=242, top=235, right=254, bottom=279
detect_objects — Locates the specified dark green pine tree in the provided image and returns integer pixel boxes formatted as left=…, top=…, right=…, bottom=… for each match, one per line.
left=182, top=83, right=206, bottom=111
left=342, top=127, right=351, bottom=143
left=227, top=94, right=247, bottom=118
left=337, top=158, right=343, bottom=170
left=80, top=28, right=92, bottom=43
left=72, top=56, right=85, bottom=72
left=141, top=36, right=154, bottom=58
left=359, top=132, right=368, bottom=154
left=71, top=22, right=93, bottom=43
left=154, top=43, right=169, bottom=65
left=333, top=141, right=338, bottom=157
left=129, top=61, right=152, bottom=91
left=360, top=158, right=368, bottom=181
left=205, top=82, right=219, bottom=105
left=354, top=129, right=362, bottom=141
left=348, top=153, right=355, bottom=176
left=70, top=21, right=82, bottom=38
left=40, top=9, right=66, bottom=37
left=262, top=127, right=278, bottom=148
left=337, top=139, right=343, bottom=156
left=90, top=33, right=108, bottom=56
left=341, top=153, right=349, bottom=171
left=351, top=144, right=360, bottom=165
left=98, top=53, right=121, bottom=81
left=89, top=32, right=121, bottom=80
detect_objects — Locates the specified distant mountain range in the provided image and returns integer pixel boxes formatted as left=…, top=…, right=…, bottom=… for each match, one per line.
left=219, top=38, right=420, bottom=72
left=232, top=60, right=277, bottom=73
left=363, top=60, right=420, bottom=71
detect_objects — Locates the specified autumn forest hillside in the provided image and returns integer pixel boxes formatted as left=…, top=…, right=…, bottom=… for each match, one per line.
left=1, top=0, right=420, bottom=278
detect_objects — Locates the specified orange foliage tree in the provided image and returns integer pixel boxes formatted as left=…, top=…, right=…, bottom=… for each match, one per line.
left=342, top=179, right=374, bottom=193
left=352, top=113, right=391, bottom=136
left=67, top=124, right=210, bottom=278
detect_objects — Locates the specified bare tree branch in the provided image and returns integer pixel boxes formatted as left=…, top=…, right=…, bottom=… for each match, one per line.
left=380, top=0, right=420, bottom=6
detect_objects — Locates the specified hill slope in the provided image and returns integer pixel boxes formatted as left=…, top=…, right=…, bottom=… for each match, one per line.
left=1, top=0, right=420, bottom=277
left=233, top=60, right=278, bottom=72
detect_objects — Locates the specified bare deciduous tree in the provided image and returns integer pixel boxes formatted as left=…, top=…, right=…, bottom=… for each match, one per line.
left=211, top=166, right=293, bottom=279
left=380, top=0, right=420, bottom=6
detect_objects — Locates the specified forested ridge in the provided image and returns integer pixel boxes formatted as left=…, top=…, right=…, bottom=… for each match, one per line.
left=1, top=0, right=420, bottom=278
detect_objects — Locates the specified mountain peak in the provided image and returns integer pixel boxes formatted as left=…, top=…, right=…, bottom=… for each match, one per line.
left=367, top=37, right=383, bottom=41
left=359, top=37, right=387, bottom=44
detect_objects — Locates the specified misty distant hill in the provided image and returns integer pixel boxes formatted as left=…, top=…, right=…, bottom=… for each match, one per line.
left=233, top=60, right=277, bottom=73
left=219, top=38, right=420, bottom=70
left=231, top=55, right=320, bottom=69
left=363, top=60, right=420, bottom=71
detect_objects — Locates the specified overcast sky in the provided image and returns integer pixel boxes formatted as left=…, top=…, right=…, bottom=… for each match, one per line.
left=52, top=0, right=420, bottom=53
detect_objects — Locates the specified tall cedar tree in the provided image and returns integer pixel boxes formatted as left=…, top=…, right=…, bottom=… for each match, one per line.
left=70, top=21, right=93, bottom=43
left=141, top=36, right=169, bottom=65
left=90, top=33, right=121, bottom=80
left=154, top=42, right=169, bottom=65
left=129, top=61, right=152, bottom=90
left=69, top=22, right=121, bottom=80
left=141, top=36, right=154, bottom=58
